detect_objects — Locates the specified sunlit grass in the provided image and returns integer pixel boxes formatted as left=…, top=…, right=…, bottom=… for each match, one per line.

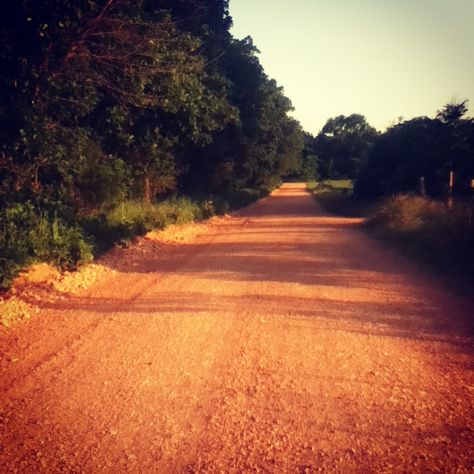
left=368, top=194, right=474, bottom=277
left=307, top=180, right=353, bottom=194
left=308, top=181, right=474, bottom=281
left=323, top=179, right=353, bottom=190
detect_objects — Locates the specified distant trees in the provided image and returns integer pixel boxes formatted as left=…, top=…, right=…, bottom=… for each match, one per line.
left=299, top=103, right=473, bottom=200
left=288, top=132, right=318, bottom=181
left=302, top=114, right=378, bottom=181
left=355, top=101, right=474, bottom=198
left=183, top=36, right=303, bottom=193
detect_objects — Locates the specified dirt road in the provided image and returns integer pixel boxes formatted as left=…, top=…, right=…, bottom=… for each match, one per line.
left=1, top=183, right=473, bottom=473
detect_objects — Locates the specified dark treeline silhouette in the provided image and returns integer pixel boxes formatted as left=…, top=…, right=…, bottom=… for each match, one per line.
left=304, top=102, right=474, bottom=278
left=355, top=101, right=474, bottom=198
left=305, top=114, right=378, bottom=181
left=302, top=102, right=474, bottom=199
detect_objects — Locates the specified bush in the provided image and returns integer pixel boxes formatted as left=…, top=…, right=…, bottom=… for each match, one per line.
left=368, top=194, right=474, bottom=275
left=106, top=197, right=202, bottom=234
left=370, top=195, right=440, bottom=233
left=0, top=203, right=93, bottom=289
left=83, top=197, right=204, bottom=252
left=223, top=188, right=261, bottom=209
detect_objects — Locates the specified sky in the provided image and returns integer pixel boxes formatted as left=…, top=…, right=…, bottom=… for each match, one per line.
left=229, top=0, right=474, bottom=134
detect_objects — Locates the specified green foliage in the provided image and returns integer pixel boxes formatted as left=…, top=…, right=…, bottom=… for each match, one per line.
left=371, top=195, right=439, bottom=233
left=223, top=188, right=264, bottom=209
left=0, top=0, right=302, bottom=291
left=186, top=36, right=304, bottom=193
left=75, top=143, right=131, bottom=211
left=323, top=180, right=353, bottom=191
left=293, top=154, right=319, bottom=181
left=312, top=114, right=378, bottom=180
left=87, top=197, right=203, bottom=248
left=0, top=203, right=93, bottom=288
left=308, top=181, right=474, bottom=278
left=307, top=180, right=369, bottom=217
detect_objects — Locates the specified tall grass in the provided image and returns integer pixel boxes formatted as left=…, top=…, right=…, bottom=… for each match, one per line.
left=0, top=203, right=94, bottom=289
left=368, top=194, right=474, bottom=276
left=308, top=181, right=474, bottom=278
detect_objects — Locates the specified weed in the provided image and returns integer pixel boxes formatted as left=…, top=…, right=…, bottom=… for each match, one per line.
left=0, top=203, right=93, bottom=289
left=1, top=188, right=267, bottom=293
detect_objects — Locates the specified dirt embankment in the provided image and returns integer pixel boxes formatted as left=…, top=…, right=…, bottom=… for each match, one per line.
left=0, top=183, right=473, bottom=473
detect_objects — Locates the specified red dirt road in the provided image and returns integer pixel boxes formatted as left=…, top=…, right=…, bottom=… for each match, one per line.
left=1, top=183, right=473, bottom=473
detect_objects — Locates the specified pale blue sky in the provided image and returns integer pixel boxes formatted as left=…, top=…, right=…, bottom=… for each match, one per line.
left=229, top=0, right=474, bottom=134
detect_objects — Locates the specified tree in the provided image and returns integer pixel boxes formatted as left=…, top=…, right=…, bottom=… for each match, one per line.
left=436, top=100, right=469, bottom=124
left=289, top=132, right=319, bottom=181
left=314, top=114, right=378, bottom=179
left=0, top=0, right=240, bottom=206
left=181, top=35, right=304, bottom=193
left=355, top=101, right=474, bottom=198
left=0, top=0, right=302, bottom=209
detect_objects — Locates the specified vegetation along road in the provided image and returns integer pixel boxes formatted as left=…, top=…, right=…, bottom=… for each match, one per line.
left=1, top=183, right=473, bottom=472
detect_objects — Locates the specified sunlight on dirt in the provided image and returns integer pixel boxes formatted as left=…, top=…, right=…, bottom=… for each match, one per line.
left=0, top=184, right=473, bottom=472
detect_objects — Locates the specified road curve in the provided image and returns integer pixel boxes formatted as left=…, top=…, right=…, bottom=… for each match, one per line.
left=1, top=183, right=473, bottom=473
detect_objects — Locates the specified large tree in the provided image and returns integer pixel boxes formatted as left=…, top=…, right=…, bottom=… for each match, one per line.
left=314, top=114, right=378, bottom=179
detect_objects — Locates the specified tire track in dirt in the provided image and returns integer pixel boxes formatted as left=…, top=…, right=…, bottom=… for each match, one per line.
left=0, top=225, right=223, bottom=396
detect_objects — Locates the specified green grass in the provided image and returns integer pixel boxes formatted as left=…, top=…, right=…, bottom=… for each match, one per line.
left=81, top=197, right=206, bottom=254
left=1, top=185, right=274, bottom=292
left=0, top=204, right=94, bottom=289
left=323, top=179, right=353, bottom=191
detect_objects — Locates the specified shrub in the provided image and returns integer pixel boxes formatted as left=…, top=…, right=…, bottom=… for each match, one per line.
left=0, top=203, right=93, bottom=289
left=0, top=189, right=268, bottom=291
left=371, top=194, right=441, bottom=234
left=222, top=187, right=264, bottom=210
left=106, top=197, right=202, bottom=234
left=368, top=194, right=474, bottom=275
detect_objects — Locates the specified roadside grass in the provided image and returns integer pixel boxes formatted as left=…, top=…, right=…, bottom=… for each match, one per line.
left=323, top=179, right=353, bottom=191
left=82, top=197, right=204, bottom=253
left=368, top=194, right=474, bottom=279
left=307, top=181, right=474, bottom=283
left=0, top=184, right=277, bottom=326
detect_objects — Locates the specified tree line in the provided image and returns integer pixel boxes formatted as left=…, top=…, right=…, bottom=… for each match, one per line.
left=0, top=0, right=303, bottom=210
left=0, top=0, right=303, bottom=287
left=300, top=101, right=474, bottom=198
